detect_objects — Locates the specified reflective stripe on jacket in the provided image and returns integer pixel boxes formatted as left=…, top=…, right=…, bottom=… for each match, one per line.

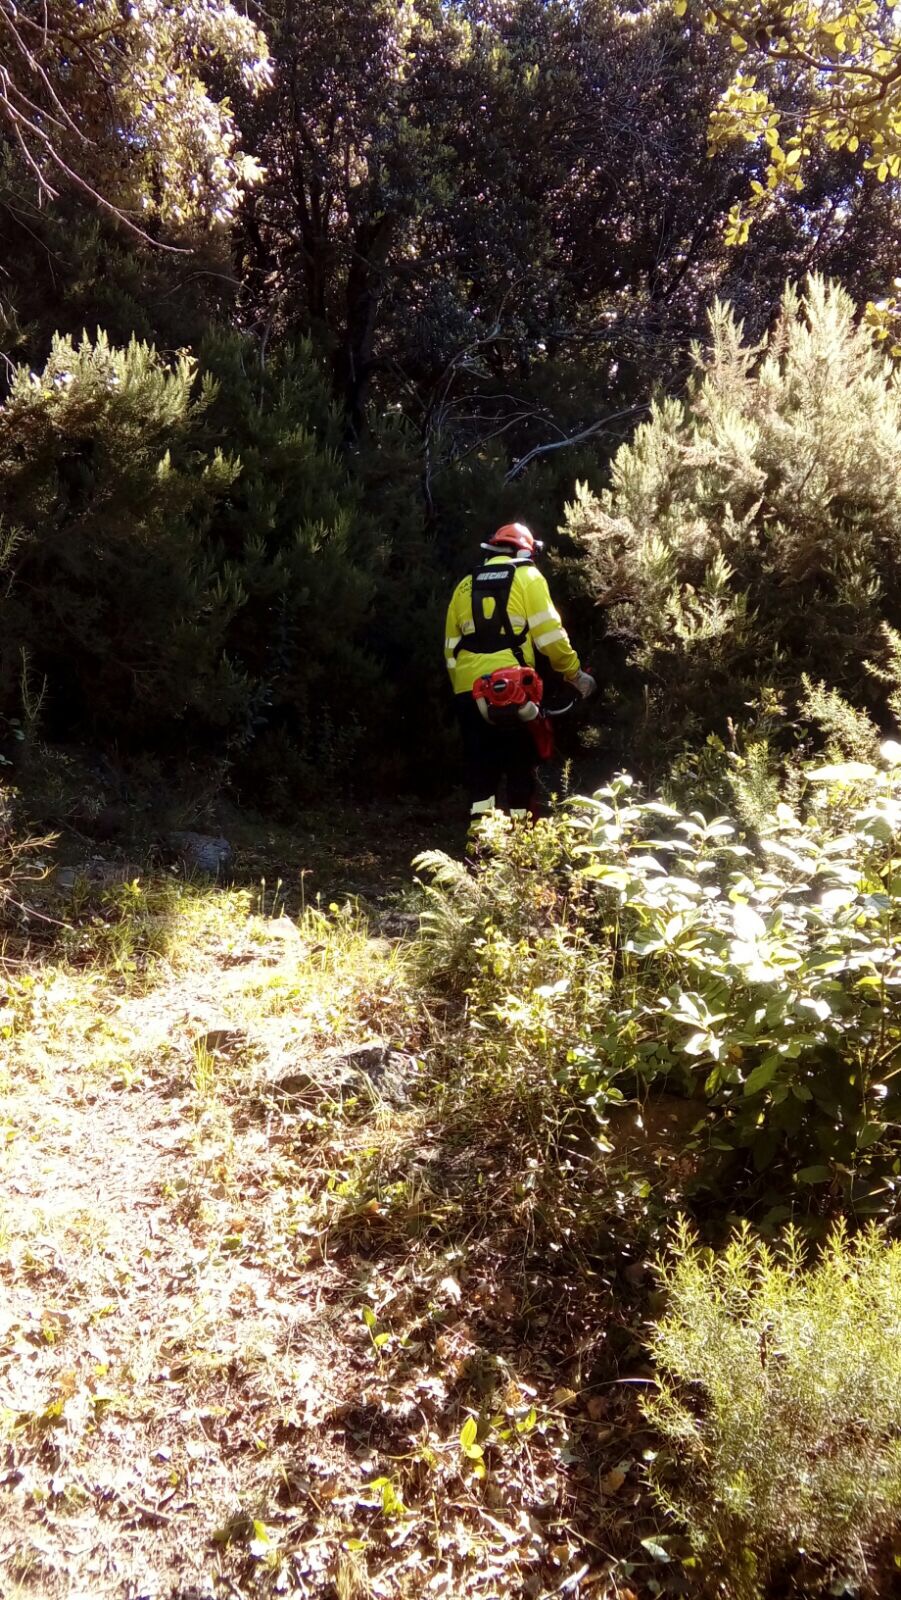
left=444, top=555, right=580, bottom=694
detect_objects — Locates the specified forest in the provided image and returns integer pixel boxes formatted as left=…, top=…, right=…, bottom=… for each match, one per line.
left=3, top=2, right=901, bottom=1597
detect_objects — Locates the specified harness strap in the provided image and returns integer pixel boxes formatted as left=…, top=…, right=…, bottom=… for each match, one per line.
left=453, top=562, right=530, bottom=667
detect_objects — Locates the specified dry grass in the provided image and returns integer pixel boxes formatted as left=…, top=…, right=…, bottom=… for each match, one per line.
left=0, top=867, right=665, bottom=1600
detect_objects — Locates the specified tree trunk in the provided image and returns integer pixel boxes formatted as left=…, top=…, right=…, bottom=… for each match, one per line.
left=338, top=210, right=395, bottom=441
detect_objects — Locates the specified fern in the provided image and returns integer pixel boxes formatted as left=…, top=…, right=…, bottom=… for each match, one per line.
left=412, top=849, right=472, bottom=893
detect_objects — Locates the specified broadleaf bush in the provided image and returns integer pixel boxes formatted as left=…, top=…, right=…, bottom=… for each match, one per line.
left=415, top=747, right=901, bottom=1213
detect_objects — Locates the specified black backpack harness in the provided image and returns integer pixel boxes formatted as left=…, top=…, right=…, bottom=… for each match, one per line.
left=453, top=559, right=531, bottom=668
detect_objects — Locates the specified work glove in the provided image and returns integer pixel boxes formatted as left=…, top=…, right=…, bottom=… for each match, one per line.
left=568, top=669, right=597, bottom=699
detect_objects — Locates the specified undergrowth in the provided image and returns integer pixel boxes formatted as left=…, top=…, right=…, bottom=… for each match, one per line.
left=415, top=747, right=901, bottom=1224
left=4, top=760, right=901, bottom=1598
left=0, top=782, right=53, bottom=928
left=646, top=1220, right=901, bottom=1599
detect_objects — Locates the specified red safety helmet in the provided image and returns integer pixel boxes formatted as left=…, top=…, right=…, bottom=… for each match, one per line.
left=483, top=521, right=544, bottom=557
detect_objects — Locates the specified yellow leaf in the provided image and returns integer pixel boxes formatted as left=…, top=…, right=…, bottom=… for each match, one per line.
left=878, top=161, right=889, bottom=181
left=673, top=0, right=688, bottom=13
left=459, top=1416, right=478, bottom=1450
left=848, top=135, right=859, bottom=152
left=785, top=148, right=802, bottom=167
left=730, top=31, right=748, bottom=50
left=552, top=1386, right=579, bottom=1407
left=601, top=1465, right=627, bottom=1494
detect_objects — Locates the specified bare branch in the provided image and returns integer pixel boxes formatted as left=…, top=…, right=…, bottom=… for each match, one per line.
left=504, top=405, right=650, bottom=482
left=0, top=4, right=87, bottom=140
left=0, top=93, right=188, bottom=251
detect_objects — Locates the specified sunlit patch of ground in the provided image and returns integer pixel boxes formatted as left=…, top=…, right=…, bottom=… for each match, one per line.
left=1, top=869, right=663, bottom=1600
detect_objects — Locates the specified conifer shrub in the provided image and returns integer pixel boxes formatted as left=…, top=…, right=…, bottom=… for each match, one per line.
left=0, top=330, right=424, bottom=801
left=644, top=1220, right=901, bottom=1598
left=195, top=332, right=388, bottom=802
left=562, top=276, right=901, bottom=771
left=0, top=332, right=244, bottom=744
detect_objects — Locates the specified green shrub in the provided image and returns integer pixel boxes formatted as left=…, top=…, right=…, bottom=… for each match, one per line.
left=415, top=748, right=901, bottom=1212
left=572, top=754, right=901, bottom=1214
left=562, top=276, right=901, bottom=770
left=414, top=815, right=615, bottom=1113
left=644, top=1220, right=901, bottom=1598
left=0, top=332, right=243, bottom=743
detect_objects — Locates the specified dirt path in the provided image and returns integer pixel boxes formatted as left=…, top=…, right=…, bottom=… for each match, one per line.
left=1, top=879, right=650, bottom=1600
left=0, top=915, right=363, bottom=1600
left=2, top=1079, right=191, bottom=1595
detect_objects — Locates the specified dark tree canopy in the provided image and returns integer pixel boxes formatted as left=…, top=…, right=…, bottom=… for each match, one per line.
left=2, top=0, right=901, bottom=799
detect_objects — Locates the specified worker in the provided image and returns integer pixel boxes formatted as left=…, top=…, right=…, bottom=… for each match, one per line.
left=445, top=522, right=595, bottom=820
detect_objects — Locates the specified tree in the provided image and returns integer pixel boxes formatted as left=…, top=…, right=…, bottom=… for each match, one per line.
left=0, top=0, right=270, bottom=232
left=687, top=0, right=901, bottom=247
left=234, top=0, right=901, bottom=470
left=561, top=276, right=901, bottom=767
left=234, top=0, right=473, bottom=437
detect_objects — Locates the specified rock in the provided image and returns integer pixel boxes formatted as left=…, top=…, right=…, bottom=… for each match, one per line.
left=168, top=831, right=232, bottom=876
left=265, top=1042, right=415, bottom=1108
left=378, top=909, right=420, bottom=939
left=338, top=1043, right=390, bottom=1079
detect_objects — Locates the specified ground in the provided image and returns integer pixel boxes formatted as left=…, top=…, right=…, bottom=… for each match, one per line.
left=0, top=810, right=682, bottom=1600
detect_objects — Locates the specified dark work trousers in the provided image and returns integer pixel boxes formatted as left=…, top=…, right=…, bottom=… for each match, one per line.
left=456, top=692, right=537, bottom=814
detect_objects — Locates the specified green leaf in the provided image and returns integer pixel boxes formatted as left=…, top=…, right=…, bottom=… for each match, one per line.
left=459, top=1417, right=478, bottom=1451
left=641, top=1537, right=672, bottom=1562
left=249, top=1519, right=271, bottom=1553
left=797, top=1164, right=833, bottom=1185
left=807, top=762, right=875, bottom=783
left=744, top=1058, right=779, bottom=1095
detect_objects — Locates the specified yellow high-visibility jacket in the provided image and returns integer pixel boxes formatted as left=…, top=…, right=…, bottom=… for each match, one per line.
left=445, top=554, right=580, bottom=694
